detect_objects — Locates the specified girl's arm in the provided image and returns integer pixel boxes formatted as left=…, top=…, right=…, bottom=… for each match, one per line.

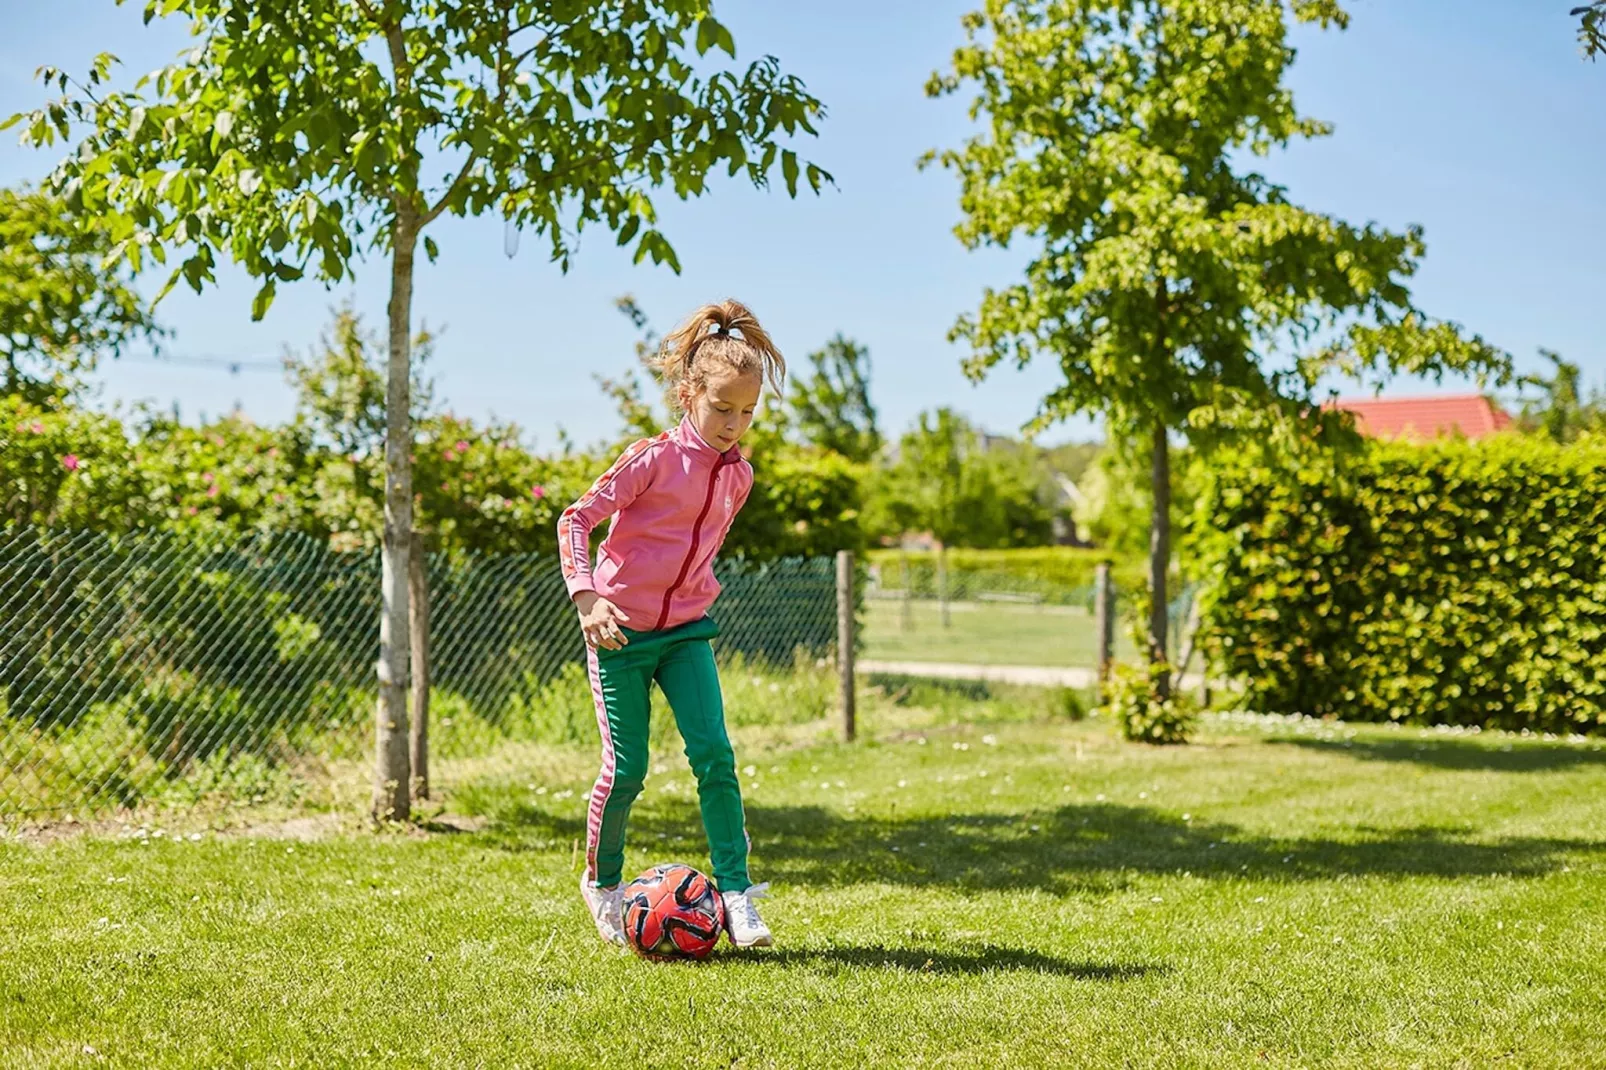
left=556, top=437, right=661, bottom=599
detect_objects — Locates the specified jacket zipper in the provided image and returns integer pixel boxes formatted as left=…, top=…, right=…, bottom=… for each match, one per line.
left=654, top=456, right=730, bottom=631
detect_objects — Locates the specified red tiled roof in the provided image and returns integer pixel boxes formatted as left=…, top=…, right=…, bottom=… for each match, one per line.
left=1328, top=394, right=1514, bottom=442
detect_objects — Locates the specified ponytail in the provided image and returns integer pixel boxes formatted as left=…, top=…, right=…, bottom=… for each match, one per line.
left=655, top=299, right=786, bottom=409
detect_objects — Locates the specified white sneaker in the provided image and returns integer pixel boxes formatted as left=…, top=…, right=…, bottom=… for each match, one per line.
left=580, top=874, right=625, bottom=946
left=722, top=882, right=773, bottom=948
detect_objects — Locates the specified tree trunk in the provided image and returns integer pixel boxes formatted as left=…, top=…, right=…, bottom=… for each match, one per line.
left=1148, top=421, right=1172, bottom=701
left=409, top=529, right=430, bottom=802
left=371, top=211, right=418, bottom=823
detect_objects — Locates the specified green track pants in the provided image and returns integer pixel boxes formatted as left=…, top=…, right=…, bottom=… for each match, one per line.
left=583, top=616, right=751, bottom=892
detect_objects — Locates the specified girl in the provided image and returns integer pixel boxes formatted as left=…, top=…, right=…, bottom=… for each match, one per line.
left=558, top=299, right=783, bottom=950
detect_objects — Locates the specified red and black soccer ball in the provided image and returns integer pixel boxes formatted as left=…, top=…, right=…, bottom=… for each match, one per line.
left=621, top=863, right=726, bottom=961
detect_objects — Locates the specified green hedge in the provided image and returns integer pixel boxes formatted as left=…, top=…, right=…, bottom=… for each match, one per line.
left=866, top=546, right=1146, bottom=605
left=1196, top=435, right=1606, bottom=733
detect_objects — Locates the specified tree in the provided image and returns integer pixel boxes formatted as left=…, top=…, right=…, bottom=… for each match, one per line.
left=1577, top=2, right=1605, bottom=57
left=871, top=407, right=1048, bottom=545
left=9, top=0, right=828, bottom=820
left=789, top=334, right=881, bottom=463
left=926, top=0, right=1508, bottom=701
left=598, top=294, right=674, bottom=443
left=0, top=186, right=160, bottom=404
left=1517, top=350, right=1606, bottom=443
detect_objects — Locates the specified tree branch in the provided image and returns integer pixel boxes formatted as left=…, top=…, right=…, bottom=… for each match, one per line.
left=420, top=152, right=479, bottom=227
left=421, top=0, right=514, bottom=227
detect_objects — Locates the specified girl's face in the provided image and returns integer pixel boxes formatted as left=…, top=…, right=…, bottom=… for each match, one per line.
left=684, top=369, right=762, bottom=453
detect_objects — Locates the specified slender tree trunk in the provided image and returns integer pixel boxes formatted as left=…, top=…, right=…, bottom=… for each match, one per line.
left=372, top=211, right=418, bottom=823
left=409, top=529, right=430, bottom=802
left=1148, top=421, right=1171, bottom=701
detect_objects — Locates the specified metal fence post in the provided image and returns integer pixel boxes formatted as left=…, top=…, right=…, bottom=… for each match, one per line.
left=837, top=550, right=857, bottom=743
left=1094, top=562, right=1114, bottom=699
left=409, top=530, right=430, bottom=801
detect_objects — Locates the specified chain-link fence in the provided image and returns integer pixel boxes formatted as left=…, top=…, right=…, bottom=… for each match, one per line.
left=860, top=555, right=1199, bottom=684
left=0, top=526, right=840, bottom=817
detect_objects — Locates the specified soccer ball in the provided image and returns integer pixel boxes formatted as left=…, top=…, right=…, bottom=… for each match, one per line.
left=621, top=863, right=726, bottom=961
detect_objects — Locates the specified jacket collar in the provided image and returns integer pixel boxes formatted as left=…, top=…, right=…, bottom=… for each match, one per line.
left=675, top=415, right=741, bottom=466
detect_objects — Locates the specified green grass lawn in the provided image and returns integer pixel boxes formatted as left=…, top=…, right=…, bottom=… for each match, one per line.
left=5, top=702, right=1605, bottom=1068
left=862, top=598, right=1140, bottom=667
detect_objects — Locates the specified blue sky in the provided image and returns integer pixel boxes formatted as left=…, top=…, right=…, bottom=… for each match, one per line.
left=2, top=0, right=1601, bottom=448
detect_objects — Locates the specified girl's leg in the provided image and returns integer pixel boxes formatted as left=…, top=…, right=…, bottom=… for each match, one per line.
left=585, top=643, right=653, bottom=887
left=655, top=636, right=751, bottom=892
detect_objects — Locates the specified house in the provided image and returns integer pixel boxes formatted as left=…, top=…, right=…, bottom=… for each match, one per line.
left=1329, top=394, right=1514, bottom=442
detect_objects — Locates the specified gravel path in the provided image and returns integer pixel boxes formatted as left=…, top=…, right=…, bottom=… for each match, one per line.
left=858, top=659, right=1204, bottom=690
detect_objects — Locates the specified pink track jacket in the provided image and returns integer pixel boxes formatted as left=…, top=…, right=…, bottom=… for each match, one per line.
left=558, top=417, right=754, bottom=632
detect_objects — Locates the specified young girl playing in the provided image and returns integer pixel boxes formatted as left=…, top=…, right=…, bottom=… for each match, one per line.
left=558, top=299, right=783, bottom=950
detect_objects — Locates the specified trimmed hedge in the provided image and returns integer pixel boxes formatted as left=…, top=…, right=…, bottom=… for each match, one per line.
left=866, top=546, right=1146, bottom=605
left=1196, top=435, right=1606, bottom=733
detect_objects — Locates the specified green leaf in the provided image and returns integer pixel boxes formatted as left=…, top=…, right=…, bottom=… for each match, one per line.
left=781, top=150, right=799, bottom=196
left=250, top=279, right=277, bottom=321
left=616, top=215, right=641, bottom=248
left=423, top=235, right=439, bottom=263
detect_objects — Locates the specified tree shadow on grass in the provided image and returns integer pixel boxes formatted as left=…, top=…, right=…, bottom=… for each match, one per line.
left=720, top=944, right=1162, bottom=980
left=1269, top=736, right=1606, bottom=773
left=477, top=799, right=1605, bottom=895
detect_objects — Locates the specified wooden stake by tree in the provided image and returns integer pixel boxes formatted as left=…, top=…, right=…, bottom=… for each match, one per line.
left=926, top=0, right=1509, bottom=699
left=11, top=0, right=829, bottom=822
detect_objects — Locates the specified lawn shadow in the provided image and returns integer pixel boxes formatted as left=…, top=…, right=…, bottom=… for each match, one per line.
left=731, top=943, right=1162, bottom=980
left=476, top=798, right=1606, bottom=895
left=1270, top=736, right=1606, bottom=773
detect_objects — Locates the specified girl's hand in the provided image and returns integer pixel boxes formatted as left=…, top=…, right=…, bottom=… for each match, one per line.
left=573, top=591, right=631, bottom=651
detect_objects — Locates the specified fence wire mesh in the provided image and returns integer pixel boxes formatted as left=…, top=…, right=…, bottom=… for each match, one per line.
left=860, top=556, right=1197, bottom=677
left=0, top=527, right=840, bottom=817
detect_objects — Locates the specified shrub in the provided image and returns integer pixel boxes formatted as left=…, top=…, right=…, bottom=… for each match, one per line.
left=1195, top=434, right=1606, bottom=734
left=1106, top=662, right=1195, bottom=745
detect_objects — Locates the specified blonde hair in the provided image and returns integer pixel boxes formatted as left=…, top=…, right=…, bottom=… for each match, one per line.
left=655, top=299, right=785, bottom=410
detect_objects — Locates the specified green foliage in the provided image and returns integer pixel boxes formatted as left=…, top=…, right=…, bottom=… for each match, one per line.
left=1056, top=686, right=1088, bottom=721
left=1040, top=441, right=1101, bottom=486
left=1070, top=443, right=1182, bottom=557
left=870, top=408, right=1054, bottom=549
left=1194, top=434, right=1606, bottom=733
left=0, top=396, right=147, bottom=529
left=131, top=413, right=324, bottom=537
left=728, top=446, right=866, bottom=562
left=788, top=335, right=882, bottom=464
left=924, top=0, right=1511, bottom=678
left=1579, top=1, right=1606, bottom=57
left=0, top=186, right=161, bottom=404
left=1515, top=350, right=1606, bottom=444
left=926, top=0, right=1507, bottom=447
left=8, top=2, right=829, bottom=315
left=1107, top=661, right=1195, bottom=745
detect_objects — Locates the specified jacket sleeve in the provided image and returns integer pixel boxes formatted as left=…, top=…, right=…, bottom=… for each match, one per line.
left=556, top=438, right=659, bottom=599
